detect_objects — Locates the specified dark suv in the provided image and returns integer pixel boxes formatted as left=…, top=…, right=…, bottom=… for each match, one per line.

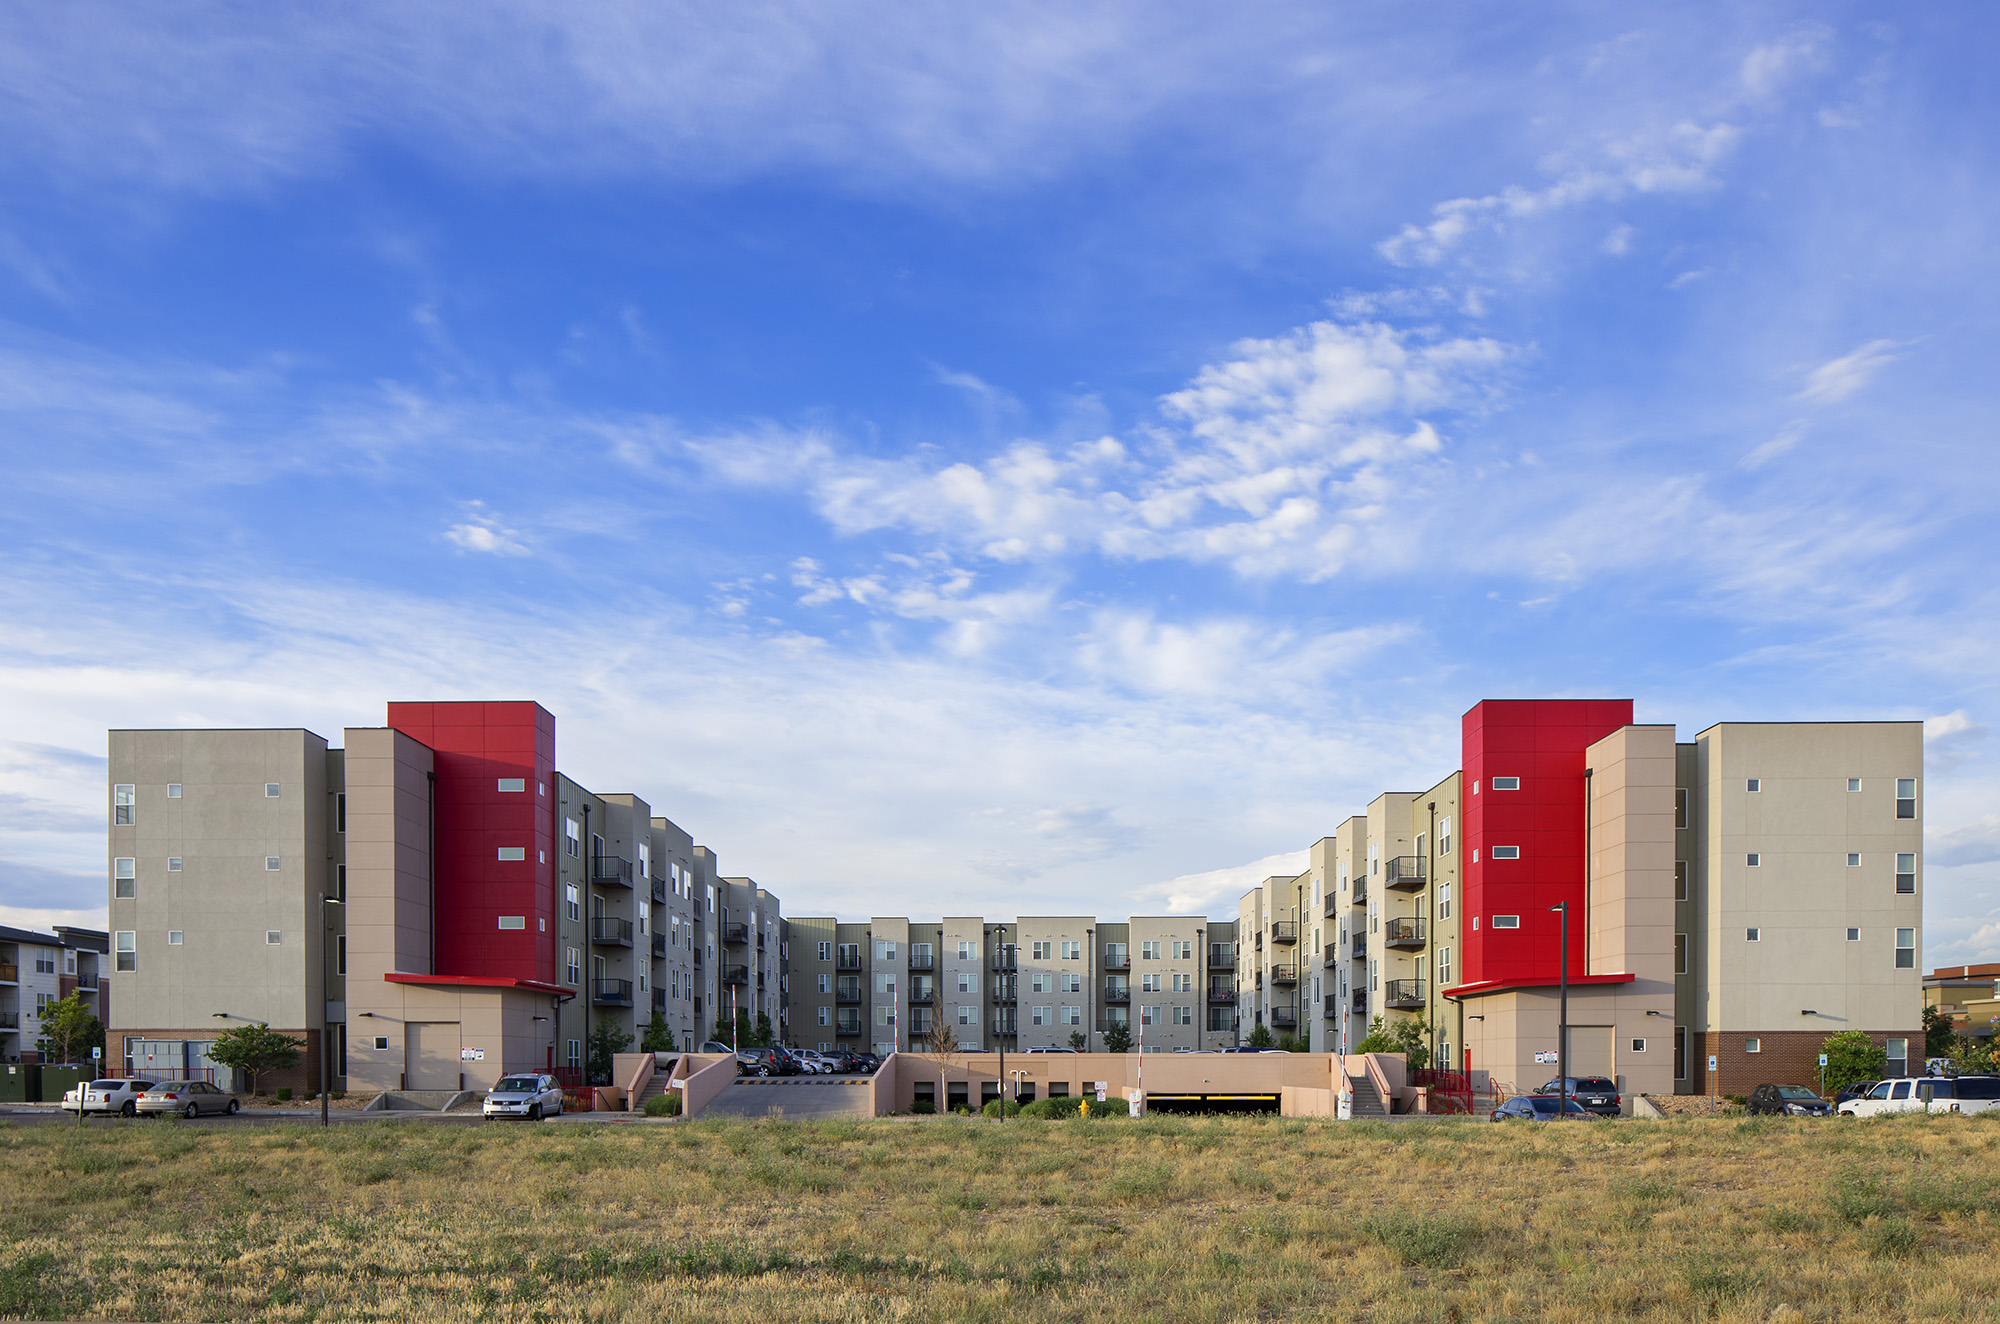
left=1747, top=1083, right=1831, bottom=1116
left=1537, top=1076, right=1621, bottom=1116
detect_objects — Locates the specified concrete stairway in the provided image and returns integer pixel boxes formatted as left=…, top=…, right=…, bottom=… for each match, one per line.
left=1347, top=1072, right=1389, bottom=1118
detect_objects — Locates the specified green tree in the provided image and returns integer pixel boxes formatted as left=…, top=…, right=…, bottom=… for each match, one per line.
left=1067, top=1030, right=1088, bottom=1051
left=1353, top=1016, right=1396, bottom=1054
left=1244, top=1023, right=1274, bottom=1049
left=585, top=1017, right=633, bottom=1085
left=1102, top=1020, right=1133, bottom=1053
left=639, top=1019, right=676, bottom=1053
left=1354, top=1015, right=1430, bottom=1068
left=752, top=1012, right=775, bottom=1048
left=713, top=1006, right=755, bottom=1049
left=1923, top=1003, right=1957, bottom=1059
left=1952, top=1035, right=1998, bottom=1076
left=1820, top=1030, right=1887, bottom=1096
left=34, top=993, right=103, bottom=1065
left=206, top=1022, right=304, bottom=1094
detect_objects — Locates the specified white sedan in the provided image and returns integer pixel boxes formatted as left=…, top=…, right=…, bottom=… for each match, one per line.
left=61, top=1078, right=159, bottom=1118
left=483, top=1073, right=566, bottom=1121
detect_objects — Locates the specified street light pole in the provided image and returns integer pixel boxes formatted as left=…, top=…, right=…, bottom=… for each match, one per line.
left=1550, top=901, right=1569, bottom=1118
left=321, top=895, right=342, bottom=1129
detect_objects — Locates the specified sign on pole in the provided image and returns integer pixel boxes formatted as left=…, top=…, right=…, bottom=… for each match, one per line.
left=1707, top=1055, right=1717, bottom=1072
left=1818, top=1053, right=1829, bottom=1067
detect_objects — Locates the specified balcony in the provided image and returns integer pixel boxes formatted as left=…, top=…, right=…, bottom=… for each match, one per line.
left=1270, top=1007, right=1297, bottom=1029
left=1269, top=964, right=1297, bottom=986
left=991, top=978, right=1017, bottom=1004
left=0, top=962, right=16, bottom=984
left=724, top=923, right=750, bottom=945
left=837, top=951, right=863, bottom=971
left=1353, top=934, right=1367, bottom=960
left=593, top=856, right=634, bottom=889
left=836, top=985, right=862, bottom=1004
left=1253, top=932, right=1264, bottom=952
left=1352, top=880, right=1367, bottom=907
left=1103, top=953, right=1131, bottom=971
left=1208, top=950, right=1234, bottom=970
left=1384, top=856, right=1425, bottom=892
left=909, top=953, right=934, bottom=972
left=1352, top=990, right=1366, bottom=1013
left=1208, top=986, right=1236, bottom=1003
left=1324, top=994, right=1340, bottom=1019
left=0, top=1011, right=18, bottom=1030
left=992, top=1012, right=1018, bottom=1036
left=591, top=978, right=633, bottom=1007
left=1324, top=893, right=1343, bottom=918
left=756, top=932, right=766, bottom=951
left=651, top=876, right=668, bottom=903
left=990, top=953, right=1017, bottom=973
left=836, top=1018, right=863, bottom=1037
left=692, top=949, right=703, bottom=968
left=1385, top=978, right=1426, bottom=1009
left=651, top=932, right=667, bottom=958
left=722, top=964, right=750, bottom=986
left=591, top=917, right=634, bottom=948
left=910, top=983, right=938, bottom=1004
left=1270, top=921, right=1298, bottom=945
left=1385, top=917, right=1426, bottom=950
left=651, top=987, right=667, bottom=1010
left=1323, top=947, right=1342, bottom=969
left=1103, top=984, right=1130, bottom=1004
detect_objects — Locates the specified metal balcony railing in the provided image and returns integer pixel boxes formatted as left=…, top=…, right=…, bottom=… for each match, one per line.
left=0, top=1011, right=18, bottom=1029
left=722, top=964, right=749, bottom=985
left=1270, top=1007, right=1297, bottom=1028
left=1385, top=917, right=1426, bottom=950
left=991, top=979, right=1017, bottom=1004
left=1103, top=954, right=1131, bottom=970
left=836, top=1019, right=863, bottom=1037
left=908, top=954, right=934, bottom=971
left=990, top=953, right=1017, bottom=973
left=1385, top=978, right=1426, bottom=1008
left=0, top=962, right=17, bottom=984
left=724, top=924, right=750, bottom=945
left=1324, top=994, right=1339, bottom=1019
left=1352, top=880, right=1368, bottom=907
left=1208, top=949, right=1234, bottom=970
left=591, top=978, right=633, bottom=1007
left=1352, top=990, right=1367, bottom=1013
left=1323, top=947, right=1342, bottom=969
left=836, top=983, right=862, bottom=1004
left=591, top=918, right=633, bottom=947
left=1270, top=921, right=1298, bottom=945
left=1384, top=857, right=1425, bottom=891
left=651, top=876, right=668, bottom=903
left=837, top=952, right=863, bottom=971
left=651, top=932, right=667, bottom=958
left=1103, top=984, right=1130, bottom=1004
left=651, top=987, right=667, bottom=1010
left=1269, top=964, right=1297, bottom=986
left=1353, top=934, right=1366, bottom=959
left=1325, top=893, right=1343, bottom=918
left=1208, top=987, right=1236, bottom=1003
left=593, top=857, right=634, bottom=889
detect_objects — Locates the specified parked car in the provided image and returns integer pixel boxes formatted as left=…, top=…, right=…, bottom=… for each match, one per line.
left=1747, top=1083, right=1832, bottom=1116
left=1024, top=1046, right=1078, bottom=1054
left=1947, top=1075, right=2000, bottom=1115
left=1535, top=1076, right=1622, bottom=1116
left=134, top=1081, right=240, bottom=1118
left=482, top=1073, right=565, bottom=1121
left=771, top=1047, right=809, bottom=1076
left=828, top=1050, right=869, bottom=1073
left=1837, top=1077, right=1960, bottom=1117
left=798, top=1051, right=841, bottom=1075
left=1832, top=1080, right=1879, bottom=1108
left=60, top=1078, right=158, bottom=1118
left=698, top=1040, right=737, bottom=1056
left=1491, top=1095, right=1595, bottom=1122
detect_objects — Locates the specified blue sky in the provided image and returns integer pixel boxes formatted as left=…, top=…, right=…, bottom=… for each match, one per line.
left=2, top=3, right=1997, bottom=961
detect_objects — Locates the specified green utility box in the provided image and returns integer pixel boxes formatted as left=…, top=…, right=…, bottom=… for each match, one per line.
left=39, top=1064, right=87, bottom=1103
left=0, top=1063, right=38, bottom=1103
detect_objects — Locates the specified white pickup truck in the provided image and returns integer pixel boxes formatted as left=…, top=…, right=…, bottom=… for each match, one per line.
left=1837, top=1076, right=2000, bottom=1117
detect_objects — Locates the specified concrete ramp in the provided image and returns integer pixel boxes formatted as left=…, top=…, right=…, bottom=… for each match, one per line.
left=703, top=1077, right=873, bottom=1120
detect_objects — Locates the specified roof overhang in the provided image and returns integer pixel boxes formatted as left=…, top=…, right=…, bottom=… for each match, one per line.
left=383, top=972, right=575, bottom=999
left=1440, top=972, right=1637, bottom=1000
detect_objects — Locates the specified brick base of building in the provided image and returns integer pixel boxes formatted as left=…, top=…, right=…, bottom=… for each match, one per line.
left=1695, top=1028, right=1917, bottom=1099
left=112, top=1027, right=332, bottom=1096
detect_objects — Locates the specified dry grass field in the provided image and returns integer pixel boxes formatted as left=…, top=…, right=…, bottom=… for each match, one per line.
left=3, top=1111, right=1997, bottom=1322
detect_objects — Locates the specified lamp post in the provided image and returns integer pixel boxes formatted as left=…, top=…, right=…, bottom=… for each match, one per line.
left=1550, top=901, right=1569, bottom=1119
left=321, top=895, right=342, bottom=1129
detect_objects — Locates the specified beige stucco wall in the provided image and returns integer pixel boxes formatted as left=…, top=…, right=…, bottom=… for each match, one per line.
left=1462, top=983, right=1673, bottom=1102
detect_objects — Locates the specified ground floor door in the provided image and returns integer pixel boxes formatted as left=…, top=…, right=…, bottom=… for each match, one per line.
left=406, top=1022, right=461, bottom=1091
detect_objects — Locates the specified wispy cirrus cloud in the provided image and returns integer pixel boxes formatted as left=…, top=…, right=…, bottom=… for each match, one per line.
left=1795, top=338, right=1903, bottom=406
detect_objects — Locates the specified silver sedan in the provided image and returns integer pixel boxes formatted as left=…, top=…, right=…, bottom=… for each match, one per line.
left=483, top=1073, right=565, bottom=1121
left=135, top=1081, right=242, bottom=1118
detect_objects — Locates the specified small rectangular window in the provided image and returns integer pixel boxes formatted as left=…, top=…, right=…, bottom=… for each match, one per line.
left=168, top=931, right=183, bottom=945
left=497, top=778, right=526, bottom=792
left=265, top=930, right=282, bottom=945
left=497, top=846, right=525, bottom=861
left=1746, top=927, right=1759, bottom=942
left=1847, top=927, right=1860, bottom=941
left=1847, top=852, right=1861, bottom=867
left=336, top=935, right=346, bottom=975
left=266, top=856, right=281, bottom=871
left=1895, top=928, right=1915, bottom=969
left=1490, top=776, right=1521, bottom=790
left=1675, top=932, right=1688, bottom=974
left=1674, top=860, right=1688, bottom=901
left=1746, top=853, right=1760, bottom=867
left=166, top=783, right=182, bottom=798
left=168, top=857, right=182, bottom=872
left=374, top=1035, right=390, bottom=1051
left=1491, top=915, right=1520, bottom=929
left=335, top=793, right=346, bottom=832
left=1847, top=778, right=1862, bottom=792
left=114, top=858, right=136, bottom=898
left=1631, top=1038, right=1647, bottom=1053
left=1746, top=778, right=1760, bottom=792
left=1491, top=845, right=1520, bottom=860
left=498, top=916, right=526, bottom=930
left=336, top=863, right=346, bottom=901
left=1896, top=853, right=1916, bottom=894
left=1896, top=778, right=1916, bottom=819
left=1675, top=788, right=1688, bottom=830
left=114, top=785, right=135, bottom=825
left=265, top=783, right=281, bottom=798
left=1745, top=1038, right=1761, bottom=1054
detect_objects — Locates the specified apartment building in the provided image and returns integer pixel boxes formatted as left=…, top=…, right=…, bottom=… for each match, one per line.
left=0, top=924, right=108, bottom=1062
left=105, top=701, right=728, bottom=1094
left=1253, top=700, right=1924, bottom=1098
left=1926, top=963, right=2000, bottom=1045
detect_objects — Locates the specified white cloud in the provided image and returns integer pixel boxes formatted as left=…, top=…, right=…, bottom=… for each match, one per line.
left=1123, top=849, right=1311, bottom=917
left=1796, top=339, right=1902, bottom=406
left=1740, top=419, right=1807, bottom=470
left=443, top=502, right=530, bottom=555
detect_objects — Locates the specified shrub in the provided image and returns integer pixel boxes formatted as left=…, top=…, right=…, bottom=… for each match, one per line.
left=981, top=1098, right=1023, bottom=1118
left=1359, top=1211, right=1481, bottom=1267
left=910, top=1099, right=935, bottom=1114
left=642, top=1092, right=682, bottom=1118
left=1821, top=1030, right=1887, bottom=1097
left=275, top=1087, right=293, bottom=1102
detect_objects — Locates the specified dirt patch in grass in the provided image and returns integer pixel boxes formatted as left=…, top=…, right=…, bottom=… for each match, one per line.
left=1, top=1112, right=1996, bottom=1320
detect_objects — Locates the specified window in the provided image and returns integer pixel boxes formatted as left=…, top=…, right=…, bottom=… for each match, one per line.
left=114, top=858, right=136, bottom=898
left=497, top=846, right=525, bottom=861
left=1209, top=1007, right=1232, bottom=1031
left=1172, top=941, right=1192, bottom=960
left=1491, top=776, right=1521, bottom=790
left=1746, top=778, right=1760, bottom=792
left=1061, top=972, right=1081, bottom=993
left=1745, top=1038, right=1761, bottom=1054
left=1675, top=788, right=1688, bottom=830
left=1172, top=1005, right=1192, bottom=1026
left=875, top=972, right=896, bottom=995
left=1746, top=927, right=1760, bottom=942
left=1896, top=853, right=1916, bottom=894
left=1031, top=1006, right=1051, bottom=1026
left=565, top=947, right=581, bottom=984
left=818, top=1007, right=831, bottom=1026
left=1746, top=853, right=1759, bottom=867
left=1032, top=941, right=1051, bottom=960
left=1848, top=778, right=1862, bottom=792
left=1471, top=850, right=1478, bottom=863
left=1438, top=946, right=1452, bottom=986
left=1031, top=972, right=1051, bottom=993
left=1847, top=927, right=1860, bottom=942
left=957, top=941, right=978, bottom=960
left=565, top=818, right=581, bottom=857
left=166, top=783, right=181, bottom=798
left=168, top=931, right=183, bottom=946
left=1675, top=933, right=1688, bottom=974
left=1439, top=881, right=1452, bottom=918
left=957, top=972, right=979, bottom=994
left=1675, top=1026, right=1688, bottom=1080
left=497, top=778, right=525, bottom=792
left=33, top=949, right=54, bottom=974
left=1491, top=915, right=1520, bottom=929
left=336, top=935, right=346, bottom=975
left=1674, top=860, right=1687, bottom=901
left=1064, top=1005, right=1083, bottom=1026
left=564, top=884, right=580, bottom=920
left=1061, top=941, right=1080, bottom=960
left=1140, top=940, right=1160, bottom=960
left=1895, top=928, right=1915, bottom=969
left=335, top=793, right=346, bottom=833
left=266, top=856, right=281, bottom=871
left=374, top=1036, right=390, bottom=1051
left=1847, top=852, right=1861, bottom=867
left=334, top=864, right=345, bottom=901
left=1491, top=845, right=1520, bottom=860
left=1172, top=973, right=1191, bottom=992
left=1141, top=973, right=1161, bottom=992
left=498, top=916, right=526, bottom=930
left=265, top=783, right=281, bottom=798
left=818, top=941, right=832, bottom=961
left=1896, top=778, right=1916, bottom=819
left=568, top=1040, right=581, bottom=1069
left=1141, top=1005, right=1158, bottom=1026
left=265, top=931, right=282, bottom=945
left=114, top=785, right=135, bottom=825
left=817, top=973, right=831, bottom=994
left=1885, top=1038, right=1908, bottom=1076
left=1631, top=1038, right=1647, bottom=1053
left=957, top=1005, right=976, bottom=1026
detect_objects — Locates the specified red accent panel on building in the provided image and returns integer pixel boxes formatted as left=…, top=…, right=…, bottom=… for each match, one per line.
left=387, top=701, right=557, bottom=985
left=1461, top=699, right=1632, bottom=988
